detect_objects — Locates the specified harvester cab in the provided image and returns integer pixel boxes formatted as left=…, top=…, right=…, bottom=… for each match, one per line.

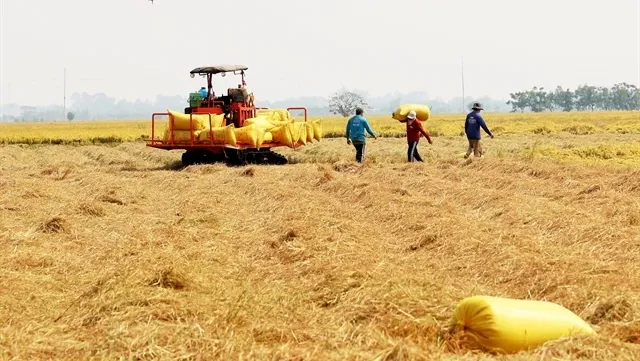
left=146, top=64, right=320, bottom=167
left=186, top=65, right=255, bottom=128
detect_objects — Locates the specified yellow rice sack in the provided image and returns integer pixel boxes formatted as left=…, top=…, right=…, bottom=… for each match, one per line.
left=163, top=128, right=201, bottom=142
left=270, top=122, right=295, bottom=148
left=256, top=126, right=266, bottom=148
left=197, top=125, right=237, bottom=146
left=263, top=131, right=273, bottom=143
left=449, top=295, right=596, bottom=354
left=391, top=104, right=431, bottom=122
left=256, top=109, right=291, bottom=122
left=243, top=116, right=276, bottom=131
left=305, top=122, right=314, bottom=143
left=311, top=119, right=322, bottom=141
left=294, top=122, right=307, bottom=146
left=200, top=113, right=225, bottom=129
left=289, top=122, right=301, bottom=144
left=234, top=123, right=265, bottom=148
left=267, top=119, right=295, bottom=128
left=168, top=109, right=224, bottom=130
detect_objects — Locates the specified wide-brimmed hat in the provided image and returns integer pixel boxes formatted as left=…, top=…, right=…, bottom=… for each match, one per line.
left=472, top=102, right=483, bottom=110
left=407, top=110, right=417, bottom=120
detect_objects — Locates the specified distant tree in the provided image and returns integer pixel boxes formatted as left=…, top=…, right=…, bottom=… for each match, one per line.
left=597, top=87, right=613, bottom=110
left=506, top=91, right=529, bottom=112
left=574, top=85, right=598, bottom=111
left=609, top=82, right=640, bottom=110
left=553, top=86, right=574, bottom=112
left=67, top=112, right=75, bottom=121
left=527, top=86, right=551, bottom=112
left=328, top=91, right=369, bottom=117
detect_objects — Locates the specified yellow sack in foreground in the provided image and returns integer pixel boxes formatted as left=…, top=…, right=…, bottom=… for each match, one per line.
left=270, top=123, right=295, bottom=148
left=197, top=125, right=237, bottom=146
left=263, top=131, right=273, bottom=143
left=163, top=128, right=201, bottom=142
left=311, top=119, right=322, bottom=141
left=256, top=109, right=291, bottom=122
left=234, top=123, right=265, bottom=148
left=391, top=104, right=431, bottom=122
left=243, top=116, right=276, bottom=131
left=449, top=295, right=596, bottom=354
left=168, top=110, right=224, bottom=130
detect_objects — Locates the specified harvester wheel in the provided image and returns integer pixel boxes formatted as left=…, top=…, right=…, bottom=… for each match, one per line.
left=243, top=150, right=267, bottom=165
left=222, top=149, right=288, bottom=166
left=244, top=149, right=288, bottom=165
left=223, top=149, right=246, bottom=167
left=181, top=151, right=195, bottom=166
left=182, top=150, right=225, bottom=166
left=262, top=150, right=288, bottom=165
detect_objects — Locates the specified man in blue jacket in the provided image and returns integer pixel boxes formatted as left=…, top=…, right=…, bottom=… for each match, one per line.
left=464, top=102, right=494, bottom=158
left=346, top=107, right=377, bottom=163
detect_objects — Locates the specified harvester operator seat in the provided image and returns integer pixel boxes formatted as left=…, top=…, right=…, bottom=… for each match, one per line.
left=228, top=85, right=254, bottom=106
left=228, top=87, right=245, bottom=103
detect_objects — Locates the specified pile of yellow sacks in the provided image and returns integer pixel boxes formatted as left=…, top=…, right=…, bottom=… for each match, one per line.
left=256, top=109, right=291, bottom=123
left=163, top=109, right=226, bottom=142
left=233, top=111, right=322, bottom=148
left=163, top=108, right=322, bottom=149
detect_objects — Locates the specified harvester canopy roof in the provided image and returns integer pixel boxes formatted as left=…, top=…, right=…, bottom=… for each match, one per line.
left=190, top=65, right=248, bottom=75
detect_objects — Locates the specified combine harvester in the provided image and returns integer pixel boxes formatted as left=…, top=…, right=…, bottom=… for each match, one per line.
left=146, top=65, right=322, bottom=166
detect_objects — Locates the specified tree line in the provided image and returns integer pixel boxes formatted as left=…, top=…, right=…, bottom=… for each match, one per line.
left=506, top=82, right=640, bottom=113
left=2, top=83, right=639, bottom=122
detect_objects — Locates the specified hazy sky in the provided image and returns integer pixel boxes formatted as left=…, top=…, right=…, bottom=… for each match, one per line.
left=1, top=0, right=639, bottom=107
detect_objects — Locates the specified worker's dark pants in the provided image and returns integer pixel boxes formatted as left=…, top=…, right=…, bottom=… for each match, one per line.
left=408, top=141, right=424, bottom=162
left=353, top=142, right=366, bottom=163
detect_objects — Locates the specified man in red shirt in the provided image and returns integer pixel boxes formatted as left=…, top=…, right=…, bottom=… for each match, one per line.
left=400, top=110, right=433, bottom=162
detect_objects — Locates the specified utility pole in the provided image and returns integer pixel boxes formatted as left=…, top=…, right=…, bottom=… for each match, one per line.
left=63, top=67, right=66, bottom=121
left=461, top=56, right=466, bottom=113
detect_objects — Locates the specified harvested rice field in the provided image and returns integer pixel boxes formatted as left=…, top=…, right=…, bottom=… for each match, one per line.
left=1, top=131, right=640, bottom=360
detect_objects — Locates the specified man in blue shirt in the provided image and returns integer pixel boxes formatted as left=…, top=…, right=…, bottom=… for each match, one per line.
left=464, top=102, right=494, bottom=158
left=346, top=107, right=377, bottom=163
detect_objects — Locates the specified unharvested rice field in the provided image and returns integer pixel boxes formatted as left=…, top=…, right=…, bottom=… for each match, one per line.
left=1, top=111, right=639, bottom=145
left=1, top=111, right=640, bottom=360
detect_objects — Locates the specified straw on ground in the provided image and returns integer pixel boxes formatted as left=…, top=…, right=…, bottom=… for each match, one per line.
left=1, top=135, right=639, bottom=360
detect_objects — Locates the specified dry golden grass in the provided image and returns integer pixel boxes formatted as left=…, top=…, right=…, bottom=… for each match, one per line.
left=1, top=135, right=640, bottom=360
left=320, top=110, right=640, bottom=139
left=280, top=133, right=640, bottom=168
left=1, top=111, right=638, bottom=145
left=0, top=120, right=152, bottom=145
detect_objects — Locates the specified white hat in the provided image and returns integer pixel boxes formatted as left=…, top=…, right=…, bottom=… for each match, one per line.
left=407, top=110, right=417, bottom=120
